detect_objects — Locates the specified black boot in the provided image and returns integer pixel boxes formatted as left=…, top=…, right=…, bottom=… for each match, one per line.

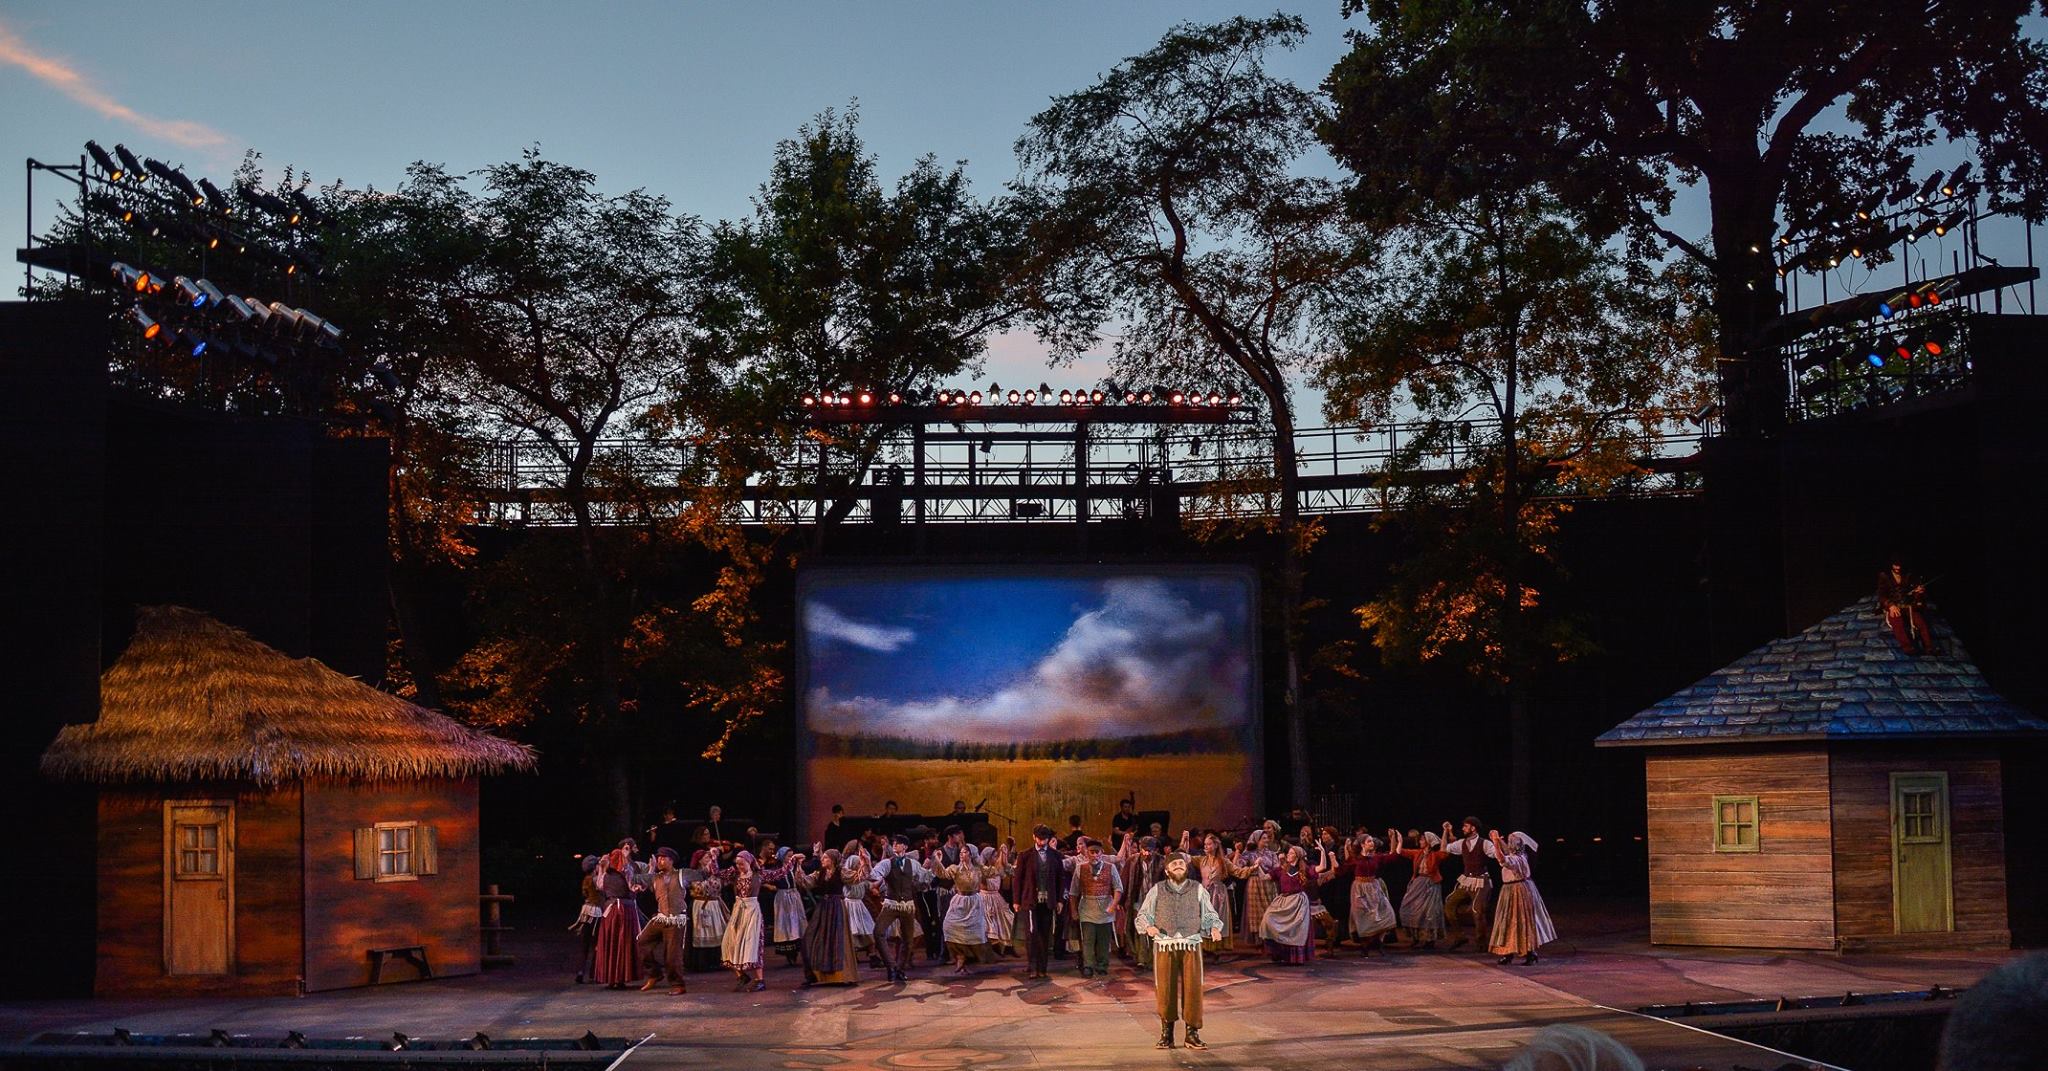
left=1156, top=1023, right=1174, bottom=1049
left=1184, top=1027, right=1205, bottom=1050
left=1521, top=952, right=1538, bottom=966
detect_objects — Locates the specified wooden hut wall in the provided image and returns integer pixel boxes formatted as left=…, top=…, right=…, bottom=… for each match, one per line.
left=95, top=784, right=303, bottom=996
left=301, top=777, right=480, bottom=991
left=1644, top=747, right=1837, bottom=949
left=1829, top=746, right=2009, bottom=949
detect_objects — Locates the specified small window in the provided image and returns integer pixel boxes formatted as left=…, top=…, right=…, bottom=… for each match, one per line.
left=376, top=821, right=418, bottom=882
left=1712, top=796, right=1759, bottom=853
left=1900, top=788, right=1942, bottom=842
left=174, top=823, right=221, bottom=877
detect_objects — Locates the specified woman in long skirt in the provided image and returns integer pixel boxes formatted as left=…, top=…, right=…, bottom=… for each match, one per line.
left=1344, top=835, right=1400, bottom=955
left=978, top=846, right=1016, bottom=955
left=687, top=869, right=728, bottom=973
left=796, top=850, right=859, bottom=986
left=765, top=844, right=807, bottom=966
left=1487, top=831, right=1556, bottom=965
left=1197, top=834, right=1253, bottom=955
left=840, top=851, right=878, bottom=959
left=933, top=849, right=994, bottom=972
left=1259, top=845, right=1326, bottom=965
left=591, top=849, right=643, bottom=987
left=570, top=853, right=606, bottom=983
left=719, top=850, right=794, bottom=991
left=1399, top=829, right=1450, bottom=948
left=1239, top=828, right=1281, bottom=949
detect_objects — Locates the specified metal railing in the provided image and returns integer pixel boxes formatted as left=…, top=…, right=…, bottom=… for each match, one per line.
left=473, top=413, right=1708, bottom=526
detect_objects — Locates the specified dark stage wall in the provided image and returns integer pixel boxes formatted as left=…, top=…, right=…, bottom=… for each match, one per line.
left=0, top=301, right=390, bottom=996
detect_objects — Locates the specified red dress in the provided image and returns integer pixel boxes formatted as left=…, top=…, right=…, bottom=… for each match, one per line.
left=592, top=869, right=643, bottom=984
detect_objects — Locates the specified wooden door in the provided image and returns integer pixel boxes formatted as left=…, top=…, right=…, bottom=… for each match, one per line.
left=164, top=800, right=234, bottom=975
left=1890, top=773, right=1952, bottom=933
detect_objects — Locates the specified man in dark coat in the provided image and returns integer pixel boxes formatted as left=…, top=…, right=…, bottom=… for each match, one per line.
left=1012, top=823, right=1072, bottom=979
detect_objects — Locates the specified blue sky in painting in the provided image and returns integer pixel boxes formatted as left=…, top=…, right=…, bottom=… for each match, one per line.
left=801, top=572, right=1254, bottom=743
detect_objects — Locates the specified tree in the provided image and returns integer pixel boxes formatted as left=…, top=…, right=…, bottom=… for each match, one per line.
left=700, top=107, right=1053, bottom=537
left=349, top=152, right=712, bottom=831
left=1322, top=0, right=2048, bottom=436
left=1318, top=187, right=1710, bottom=827
left=1016, top=14, right=1374, bottom=807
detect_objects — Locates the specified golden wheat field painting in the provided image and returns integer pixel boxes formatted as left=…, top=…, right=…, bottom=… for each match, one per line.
left=795, top=567, right=1261, bottom=838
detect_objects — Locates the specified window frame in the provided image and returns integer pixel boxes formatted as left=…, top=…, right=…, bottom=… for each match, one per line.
left=1711, top=794, right=1761, bottom=853
left=374, top=820, right=420, bottom=882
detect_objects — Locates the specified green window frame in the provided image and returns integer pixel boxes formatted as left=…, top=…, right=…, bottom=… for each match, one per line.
left=1712, top=795, right=1760, bottom=853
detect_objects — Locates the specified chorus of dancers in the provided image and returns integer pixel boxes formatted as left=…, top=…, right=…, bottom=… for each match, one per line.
left=569, top=803, right=1557, bottom=1016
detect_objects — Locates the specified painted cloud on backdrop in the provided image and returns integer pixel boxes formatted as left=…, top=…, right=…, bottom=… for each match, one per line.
left=805, top=578, right=1250, bottom=742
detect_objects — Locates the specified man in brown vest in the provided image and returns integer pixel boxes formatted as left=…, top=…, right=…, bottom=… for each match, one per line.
left=634, top=847, right=688, bottom=994
left=1442, top=817, right=1496, bottom=951
left=1136, top=851, right=1223, bottom=1049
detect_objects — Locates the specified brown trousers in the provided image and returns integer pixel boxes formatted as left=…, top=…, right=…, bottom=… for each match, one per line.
left=874, top=903, right=920, bottom=972
left=635, top=917, right=684, bottom=981
left=1443, top=882, right=1492, bottom=946
left=1153, top=947, right=1204, bottom=1027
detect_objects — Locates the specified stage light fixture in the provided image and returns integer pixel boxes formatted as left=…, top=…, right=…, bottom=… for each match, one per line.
left=1038, top=382, right=1052, bottom=399
left=1229, top=392, right=1242, bottom=405
left=1007, top=389, right=1021, bottom=403
left=267, top=302, right=303, bottom=335
left=1208, top=391, right=1223, bottom=405
left=198, top=180, right=231, bottom=216
left=1933, top=210, right=1967, bottom=237
left=172, top=276, right=207, bottom=308
left=1169, top=389, right=1185, bottom=405
left=221, top=295, right=258, bottom=322
left=85, top=141, right=121, bottom=180
left=1023, top=389, right=1037, bottom=404
left=1059, top=389, right=1073, bottom=404
left=244, top=299, right=273, bottom=328
left=1124, top=391, right=1138, bottom=403
left=887, top=391, right=902, bottom=404
left=195, top=279, right=224, bottom=307
left=1914, top=172, right=1943, bottom=204
left=1139, top=390, right=1154, bottom=403
left=127, top=307, right=161, bottom=340
left=1878, top=291, right=1910, bottom=318
left=969, top=390, right=982, bottom=405
left=180, top=330, right=209, bottom=358
left=1941, top=162, right=1973, bottom=197
left=801, top=393, right=816, bottom=408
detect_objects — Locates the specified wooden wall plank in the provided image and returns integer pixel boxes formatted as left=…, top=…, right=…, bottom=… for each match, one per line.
left=1829, top=747, right=2007, bottom=943
left=1643, top=749, right=1836, bottom=949
left=300, top=778, right=480, bottom=992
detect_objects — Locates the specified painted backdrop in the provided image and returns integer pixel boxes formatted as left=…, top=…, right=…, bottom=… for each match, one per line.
left=796, top=567, right=1261, bottom=844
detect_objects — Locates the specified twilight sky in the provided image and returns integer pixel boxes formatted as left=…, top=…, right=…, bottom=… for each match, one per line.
left=0, top=2, right=1355, bottom=402
left=5, top=4, right=2039, bottom=409
left=800, top=573, right=1255, bottom=744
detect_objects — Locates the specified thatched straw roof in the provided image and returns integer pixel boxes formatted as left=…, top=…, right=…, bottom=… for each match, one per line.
left=42, top=606, right=536, bottom=785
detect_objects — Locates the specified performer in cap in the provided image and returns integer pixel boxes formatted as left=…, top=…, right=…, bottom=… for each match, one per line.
left=633, top=846, right=689, bottom=994
left=1134, top=851, right=1223, bottom=1050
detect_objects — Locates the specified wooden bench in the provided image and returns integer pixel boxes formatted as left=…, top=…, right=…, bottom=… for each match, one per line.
left=368, top=944, right=432, bottom=984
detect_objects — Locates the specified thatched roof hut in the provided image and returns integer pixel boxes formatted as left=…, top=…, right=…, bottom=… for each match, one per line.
left=42, top=605, right=534, bottom=785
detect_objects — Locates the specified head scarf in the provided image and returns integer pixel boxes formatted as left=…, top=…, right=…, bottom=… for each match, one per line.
left=1508, top=832, right=1539, bottom=854
left=735, top=849, right=756, bottom=867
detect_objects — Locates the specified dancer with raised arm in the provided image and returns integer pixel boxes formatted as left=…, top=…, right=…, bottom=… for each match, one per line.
left=1342, top=833, right=1401, bottom=955
left=719, top=849, right=796, bottom=991
left=933, top=840, right=995, bottom=973
left=795, top=849, right=860, bottom=986
left=1399, top=827, right=1450, bottom=949
left=1442, top=817, right=1496, bottom=953
left=1488, top=830, right=1556, bottom=966
left=1259, top=844, right=1328, bottom=965
left=592, top=848, right=644, bottom=988
left=1136, top=851, right=1224, bottom=1051
left=1197, top=833, right=1254, bottom=957
left=633, top=847, right=689, bottom=994
left=1238, top=826, right=1281, bottom=949
left=870, top=835, right=930, bottom=983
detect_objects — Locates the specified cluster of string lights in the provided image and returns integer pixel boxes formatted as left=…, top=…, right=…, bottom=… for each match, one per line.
left=800, top=384, right=1243, bottom=409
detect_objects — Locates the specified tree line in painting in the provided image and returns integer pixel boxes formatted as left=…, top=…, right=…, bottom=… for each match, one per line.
left=808, top=729, right=1244, bottom=762
left=36, top=4, right=2048, bottom=829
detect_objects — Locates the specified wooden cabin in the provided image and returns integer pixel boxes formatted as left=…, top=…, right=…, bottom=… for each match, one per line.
left=41, top=606, right=535, bottom=995
left=1598, top=597, right=2045, bottom=952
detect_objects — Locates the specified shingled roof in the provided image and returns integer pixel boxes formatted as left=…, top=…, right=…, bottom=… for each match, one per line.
left=42, top=606, right=537, bottom=784
left=1597, top=596, right=2047, bottom=747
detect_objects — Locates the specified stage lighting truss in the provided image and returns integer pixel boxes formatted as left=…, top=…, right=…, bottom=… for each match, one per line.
left=100, top=257, right=347, bottom=367
left=1784, top=306, right=1971, bottom=421
left=63, top=142, right=325, bottom=285
left=1771, top=164, right=1982, bottom=283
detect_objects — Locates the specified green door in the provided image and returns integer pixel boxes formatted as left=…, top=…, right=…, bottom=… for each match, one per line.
left=1891, top=772, right=1953, bottom=933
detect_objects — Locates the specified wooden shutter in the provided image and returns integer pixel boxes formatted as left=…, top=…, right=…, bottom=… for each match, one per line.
left=354, top=827, right=376, bottom=880
left=417, top=824, right=439, bottom=876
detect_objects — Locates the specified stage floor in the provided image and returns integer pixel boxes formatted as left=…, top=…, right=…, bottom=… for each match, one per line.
left=0, top=899, right=2015, bottom=1070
